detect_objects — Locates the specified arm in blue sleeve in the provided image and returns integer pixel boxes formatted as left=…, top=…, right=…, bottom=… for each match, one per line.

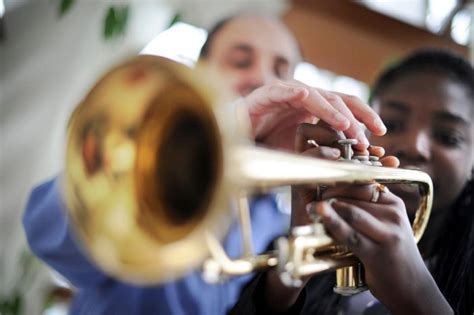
left=22, top=176, right=110, bottom=288
left=22, top=177, right=247, bottom=315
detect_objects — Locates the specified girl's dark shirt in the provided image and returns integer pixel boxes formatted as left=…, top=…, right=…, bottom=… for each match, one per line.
left=228, top=270, right=391, bottom=315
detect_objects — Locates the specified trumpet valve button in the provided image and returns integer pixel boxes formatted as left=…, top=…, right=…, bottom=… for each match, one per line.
left=337, top=139, right=358, bottom=145
left=337, top=139, right=358, bottom=160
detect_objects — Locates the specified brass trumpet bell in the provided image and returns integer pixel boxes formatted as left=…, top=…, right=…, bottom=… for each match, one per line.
left=64, top=55, right=433, bottom=291
left=64, top=56, right=232, bottom=283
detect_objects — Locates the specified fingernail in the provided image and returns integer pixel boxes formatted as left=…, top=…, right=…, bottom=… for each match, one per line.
left=330, top=148, right=341, bottom=157
left=318, top=199, right=337, bottom=218
left=374, top=117, right=387, bottom=133
left=315, top=203, right=327, bottom=216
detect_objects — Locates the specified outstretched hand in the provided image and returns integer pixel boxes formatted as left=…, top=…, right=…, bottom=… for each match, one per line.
left=238, top=80, right=387, bottom=151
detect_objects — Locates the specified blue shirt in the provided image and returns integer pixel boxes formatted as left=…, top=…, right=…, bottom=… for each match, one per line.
left=23, top=177, right=289, bottom=315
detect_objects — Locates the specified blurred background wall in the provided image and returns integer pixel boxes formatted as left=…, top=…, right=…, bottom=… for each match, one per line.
left=0, top=1, right=172, bottom=313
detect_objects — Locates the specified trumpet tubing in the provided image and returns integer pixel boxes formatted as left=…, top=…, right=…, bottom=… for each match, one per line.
left=64, top=56, right=433, bottom=292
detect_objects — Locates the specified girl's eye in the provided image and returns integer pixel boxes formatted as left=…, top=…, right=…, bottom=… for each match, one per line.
left=433, top=130, right=465, bottom=148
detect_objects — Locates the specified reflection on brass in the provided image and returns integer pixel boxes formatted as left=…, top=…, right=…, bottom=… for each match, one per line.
left=64, top=55, right=433, bottom=294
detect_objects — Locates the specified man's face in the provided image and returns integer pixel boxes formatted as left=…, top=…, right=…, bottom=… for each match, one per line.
left=205, top=16, right=301, bottom=97
left=371, top=72, right=473, bottom=215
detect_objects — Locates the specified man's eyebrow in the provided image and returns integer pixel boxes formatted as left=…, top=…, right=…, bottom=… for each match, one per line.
left=434, top=111, right=469, bottom=125
left=382, top=100, right=410, bottom=113
left=229, top=44, right=253, bottom=54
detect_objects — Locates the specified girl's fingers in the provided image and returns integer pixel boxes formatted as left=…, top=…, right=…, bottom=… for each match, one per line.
left=301, top=146, right=341, bottom=160
left=316, top=201, right=374, bottom=257
left=329, top=198, right=409, bottom=227
left=368, top=145, right=385, bottom=157
left=380, top=156, right=400, bottom=168
left=329, top=200, right=393, bottom=243
left=321, top=184, right=395, bottom=205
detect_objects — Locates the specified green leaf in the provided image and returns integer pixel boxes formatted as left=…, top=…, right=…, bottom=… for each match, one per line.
left=0, top=293, right=22, bottom=315
left=103, top=5, right=130, bottom=40
left=59, top=0, right=75, bottom=17
left=104, top=7, right=117, bottom=39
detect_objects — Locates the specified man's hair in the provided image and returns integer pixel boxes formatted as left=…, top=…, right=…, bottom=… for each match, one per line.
left=370, top=48, right=474, bottom=104
left=198, top=15, right=303, bottom=61
left=198, top=16, right=235, bottom=60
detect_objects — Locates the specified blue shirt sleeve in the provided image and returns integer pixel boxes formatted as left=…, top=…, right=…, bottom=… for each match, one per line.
left=23, top=176, right=290, bottom=315
left=23, top=176, right=110, bottom=288
left=23, top=177, right=175, bottom=314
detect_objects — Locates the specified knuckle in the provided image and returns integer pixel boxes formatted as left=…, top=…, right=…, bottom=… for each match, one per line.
left=385, top=229, right=403, bottom=245
left=341, top=207, right=360, bottom=224
left=393, top=196, right=406, bottom=210
left=347, top=231, right=360, bottom=246
left=351, top=209, right=362, bottom=222
left=387, top=207, right=403, bottom=225
left=325, top=93, right=342, bottom=104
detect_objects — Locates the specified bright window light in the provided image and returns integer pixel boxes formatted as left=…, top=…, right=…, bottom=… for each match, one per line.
left=294, top=62, right=332, bottom=91
left=361, top=0, right=426, bottom=28
left=332, top=75, right=369, bottom=102
left=0, top=0, right=4, bottom=18
left=426, top=0, right=457, bottom=32
left=451, top=9, right=471, bottom=45
left=295, top=62, right=369, bottom=101
left=141, top=22, right=207, bottom=67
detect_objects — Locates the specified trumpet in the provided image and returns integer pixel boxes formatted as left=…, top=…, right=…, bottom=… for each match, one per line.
left=64, top=55, right=432, bottom=295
